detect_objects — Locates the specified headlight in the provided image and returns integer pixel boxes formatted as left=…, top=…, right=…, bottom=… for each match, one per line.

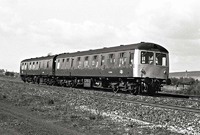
left=164, top=70, right=167, bottom=74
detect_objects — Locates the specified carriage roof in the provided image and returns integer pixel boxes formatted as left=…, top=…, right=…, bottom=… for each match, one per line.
left=21, top=42, right=168, bottom=62
left=21, top=55, right=56, bottom=62
left=57, top=42, right=168, bottom=58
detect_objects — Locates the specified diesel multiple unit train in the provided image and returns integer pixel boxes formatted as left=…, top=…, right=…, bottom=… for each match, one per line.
left=20, top=42, right=171, bottom=95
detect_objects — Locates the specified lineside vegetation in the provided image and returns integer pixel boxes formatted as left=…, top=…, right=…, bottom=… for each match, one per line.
left=170, top=77, right=200, bottom=95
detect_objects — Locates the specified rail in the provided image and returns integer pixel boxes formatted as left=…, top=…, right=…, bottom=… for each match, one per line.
left=88, top=94, right=200, bottom=114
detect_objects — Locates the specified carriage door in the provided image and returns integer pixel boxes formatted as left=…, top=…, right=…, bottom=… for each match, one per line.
left=52, top=55, right=58, bottom=76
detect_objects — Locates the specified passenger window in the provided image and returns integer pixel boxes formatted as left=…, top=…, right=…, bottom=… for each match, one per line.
left=29, top=62, right=32, bottom=70
left=108, top=54, right=115, bottom=65
left=47, top=61, right=49, bottom=69
left=156, top=53, right=167, bottom=66
left=119, top=52, right=127, bottom=67
left=33, top=62, right=35, bottom=69
left=101, top=55, right=105, bottom=66
left=62, top=59, right=65, bottom=69
left=92, top=55, right=98, bottom=68
left=22, top=63, right=24, bottom=70
left=25, top=63, right=28, bottom=70
left=129, top=53, right=134, bottom=65
left=36, top=62, right=38, bottom=69
left=57, top=59, right=60, bottom=69
left=63, top=58, right=69, bottom=69
left=84, top=56, right=89, bottom=68
left=141, top=52, right=154, bottom=64
left=22, top=63, right=23, bottom=70
left=77, top=57, right=82, bottom=68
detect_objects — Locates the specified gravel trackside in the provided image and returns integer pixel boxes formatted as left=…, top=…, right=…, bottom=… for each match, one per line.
left=0, top=77, right=200, bottom=135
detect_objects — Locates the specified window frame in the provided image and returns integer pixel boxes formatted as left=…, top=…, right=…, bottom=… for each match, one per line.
left=101, top=55, right=105, bottom=66
left=84, top=56, right=89, bottom=68
left=155, top=53, right=167, bottom=66
left=108, top=53, right=115, bottom=66
left=141, top=51, right=154, bottom=65
left=47, top=61, right=49, bottom=69
left=77, top=57, right=82, bottom=68
left=92, top=55, right=98, bottom=68
left=119, top=52, right=127, bottom=67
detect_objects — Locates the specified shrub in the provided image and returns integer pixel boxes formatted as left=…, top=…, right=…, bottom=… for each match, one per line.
left=186, top=82, right=200, bottom=95
left=178, top=82, right=200, bottom=95
left=170, top=77, right=196, bottom=86
left=170, top=77, right=179, bottom=85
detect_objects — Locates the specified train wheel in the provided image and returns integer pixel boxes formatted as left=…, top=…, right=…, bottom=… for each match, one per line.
left=36, top=77, right=40, bottom=84
left=140, top=82, right=151, bottom=94
left=112, top=85, right=119, bottom=93
left=33, top=76, right=37, bottom=84
left=151, top=81, right=160, bottom=94
left=146, top=84, right=156, bottom=96
left=147, top=80, right=161, bottom=95
left=129, top=85, right=139, bottom=95
left=70, top=80, right=77, bottom=88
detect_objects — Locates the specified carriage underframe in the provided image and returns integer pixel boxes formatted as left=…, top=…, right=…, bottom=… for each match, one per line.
left=21, top=75, right=166, bottom=95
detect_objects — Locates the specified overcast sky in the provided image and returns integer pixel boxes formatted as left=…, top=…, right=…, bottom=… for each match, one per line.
left=0, top=0, right=200, bottom=72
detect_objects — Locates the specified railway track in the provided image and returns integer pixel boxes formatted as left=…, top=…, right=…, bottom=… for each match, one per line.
left=155, top=92, right=200, bottom=103
left=2, top=76, right=199, bottom=99
left=157, top=92, right=200, bottom=99
left=2, top=77, right=200, bottom=114
left=104, top=96, right=200, bottom=113
left=81, top=90, right=200, bottom=114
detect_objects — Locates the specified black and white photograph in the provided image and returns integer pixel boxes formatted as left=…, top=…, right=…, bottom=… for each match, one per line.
left=0, top=0, right=200, bottom=134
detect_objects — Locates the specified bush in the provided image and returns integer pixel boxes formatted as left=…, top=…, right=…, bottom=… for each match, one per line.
left=170, top=77, right=179, bottom=85
left=170, top=77, right=196, bottom=86
left=186, top=82, right=200, bottom=95
left=177, top=81, right=200, bottom=95
left=5, top=71, right=15, bottom=77
left=170, top=77, right=200, bottom=95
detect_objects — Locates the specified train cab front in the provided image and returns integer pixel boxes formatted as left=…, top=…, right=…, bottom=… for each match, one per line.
left=133, top=44, right=170, bottom=94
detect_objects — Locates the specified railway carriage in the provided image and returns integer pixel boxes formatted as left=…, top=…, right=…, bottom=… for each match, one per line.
left=54, top=42, right=170, bottom=94
left=20, top=42, right=170, bottom=95
left=20, top=55, right=57, bottom=84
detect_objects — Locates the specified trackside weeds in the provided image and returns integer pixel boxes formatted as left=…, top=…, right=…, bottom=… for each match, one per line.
left=77, top=105, right=200, bottom=135
left=0, top=78, right=200, bottom=134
